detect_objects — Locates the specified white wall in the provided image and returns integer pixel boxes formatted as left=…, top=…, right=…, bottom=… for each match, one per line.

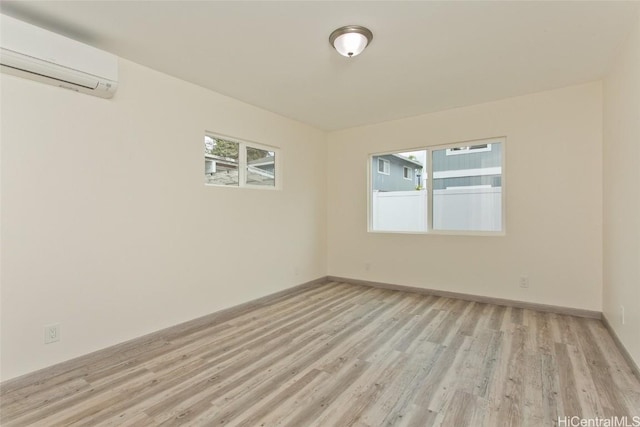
left=327, top=82, right=603, bottom=311
left=603, top=11, right=640, bottom=367
left=0, top=58, right=327, bottom=380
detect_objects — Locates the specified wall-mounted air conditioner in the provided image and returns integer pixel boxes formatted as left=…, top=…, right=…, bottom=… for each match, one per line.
left=0, top=14, right=118, bottom=99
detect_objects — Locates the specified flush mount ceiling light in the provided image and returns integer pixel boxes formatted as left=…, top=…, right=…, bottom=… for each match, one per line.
left=329, top=25, right=373, bottom=58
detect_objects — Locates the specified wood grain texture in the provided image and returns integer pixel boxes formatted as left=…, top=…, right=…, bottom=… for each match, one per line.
left=601, top=314, right=640, bottom=381
left=1, top=281, right=639, bottom=426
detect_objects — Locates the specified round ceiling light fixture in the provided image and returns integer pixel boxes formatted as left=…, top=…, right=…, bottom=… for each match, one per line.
left=329, top=25, right=373, bottom=58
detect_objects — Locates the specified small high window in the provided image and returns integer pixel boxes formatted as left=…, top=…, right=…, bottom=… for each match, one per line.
left=204, top=134, right=279, bottom=189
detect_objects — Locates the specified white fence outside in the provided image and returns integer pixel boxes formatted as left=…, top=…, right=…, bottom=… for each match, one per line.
left=372, top=187, right=502, bottom=232
left=433, top=187, right=502, bottom=231
left=372, top=190, right=428, bottom=232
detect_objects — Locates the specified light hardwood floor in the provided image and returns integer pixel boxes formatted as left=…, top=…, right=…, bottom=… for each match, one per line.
left=1, top=281, right=639, bottom=426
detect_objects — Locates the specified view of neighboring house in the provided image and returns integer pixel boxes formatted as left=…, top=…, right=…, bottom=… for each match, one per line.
left=370, top=142, right=503, bottom=233
left=249, top=155, right=275, bottom=175
left=432, top=143, right=502, bottom=190
left=205, top=154, right=275, bottom=186
left=205, top=154, right=238, bottom=185
left=247, top=154, right=275, bottom=185
left=204, top=136, right=276, bottom=186
left=372, top=154, right=423, bottom=191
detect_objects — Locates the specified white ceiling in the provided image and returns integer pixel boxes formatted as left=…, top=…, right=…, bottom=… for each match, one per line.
left=2, top=1, right=638, bottom=130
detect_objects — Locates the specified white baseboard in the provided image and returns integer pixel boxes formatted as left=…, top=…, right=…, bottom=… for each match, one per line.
left=327, top=275, right=601, bottom=319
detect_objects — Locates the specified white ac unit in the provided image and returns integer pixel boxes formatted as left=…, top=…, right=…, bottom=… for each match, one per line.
left=0, top=14, right=118, bottom=99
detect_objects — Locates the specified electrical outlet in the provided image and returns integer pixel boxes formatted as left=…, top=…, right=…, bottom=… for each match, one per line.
left=621, top=305, right=625, bottom=325
left=519, top=277, right=529, bottom=288
left=365, top=262, right=371, bottom=271
left=44, top=324, right=60, bottom=344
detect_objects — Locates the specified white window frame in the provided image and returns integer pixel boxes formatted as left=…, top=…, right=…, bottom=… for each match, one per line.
left=377, top=158, right=390, bottom=175
left=403, top=166, right=412, bottom=180
left=204, top=132, right=281, bottom=190
left=367, top=137, right=505, bottom=236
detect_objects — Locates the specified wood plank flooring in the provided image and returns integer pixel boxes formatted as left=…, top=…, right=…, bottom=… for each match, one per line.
left=1, top=281, right=639, bottom=426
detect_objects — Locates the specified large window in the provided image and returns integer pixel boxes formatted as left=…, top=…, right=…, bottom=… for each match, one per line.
left=369, top=138, right=504, bottom=234
left=204, top=134, right=278, bottom=188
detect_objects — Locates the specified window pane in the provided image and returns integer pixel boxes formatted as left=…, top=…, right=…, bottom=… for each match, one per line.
left=246, top=146, right=275, bottom=186
left=377, top=158, right=390, bottom=175
left=204, top=136, right=239, bottom=186
left=371, top=151, right=427, bottom=232
left=432, top=142, right=502, bottom=231
left=403, top=166, right=411, bottom=179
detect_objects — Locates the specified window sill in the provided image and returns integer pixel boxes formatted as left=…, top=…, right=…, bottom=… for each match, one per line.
left=367, top=229, right=506, bottom=237
left=204, top=183, right=281, bottom=191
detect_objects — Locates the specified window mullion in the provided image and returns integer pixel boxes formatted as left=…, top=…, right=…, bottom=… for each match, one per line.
left=239, top=142, right=247, bottom=186
left=368, top=138, right=503, bottom=234
left=427, top=148, right=433, bottom=232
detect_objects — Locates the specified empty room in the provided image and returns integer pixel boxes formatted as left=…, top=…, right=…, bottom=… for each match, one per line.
left=1, top=1, right=639, bottom=426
